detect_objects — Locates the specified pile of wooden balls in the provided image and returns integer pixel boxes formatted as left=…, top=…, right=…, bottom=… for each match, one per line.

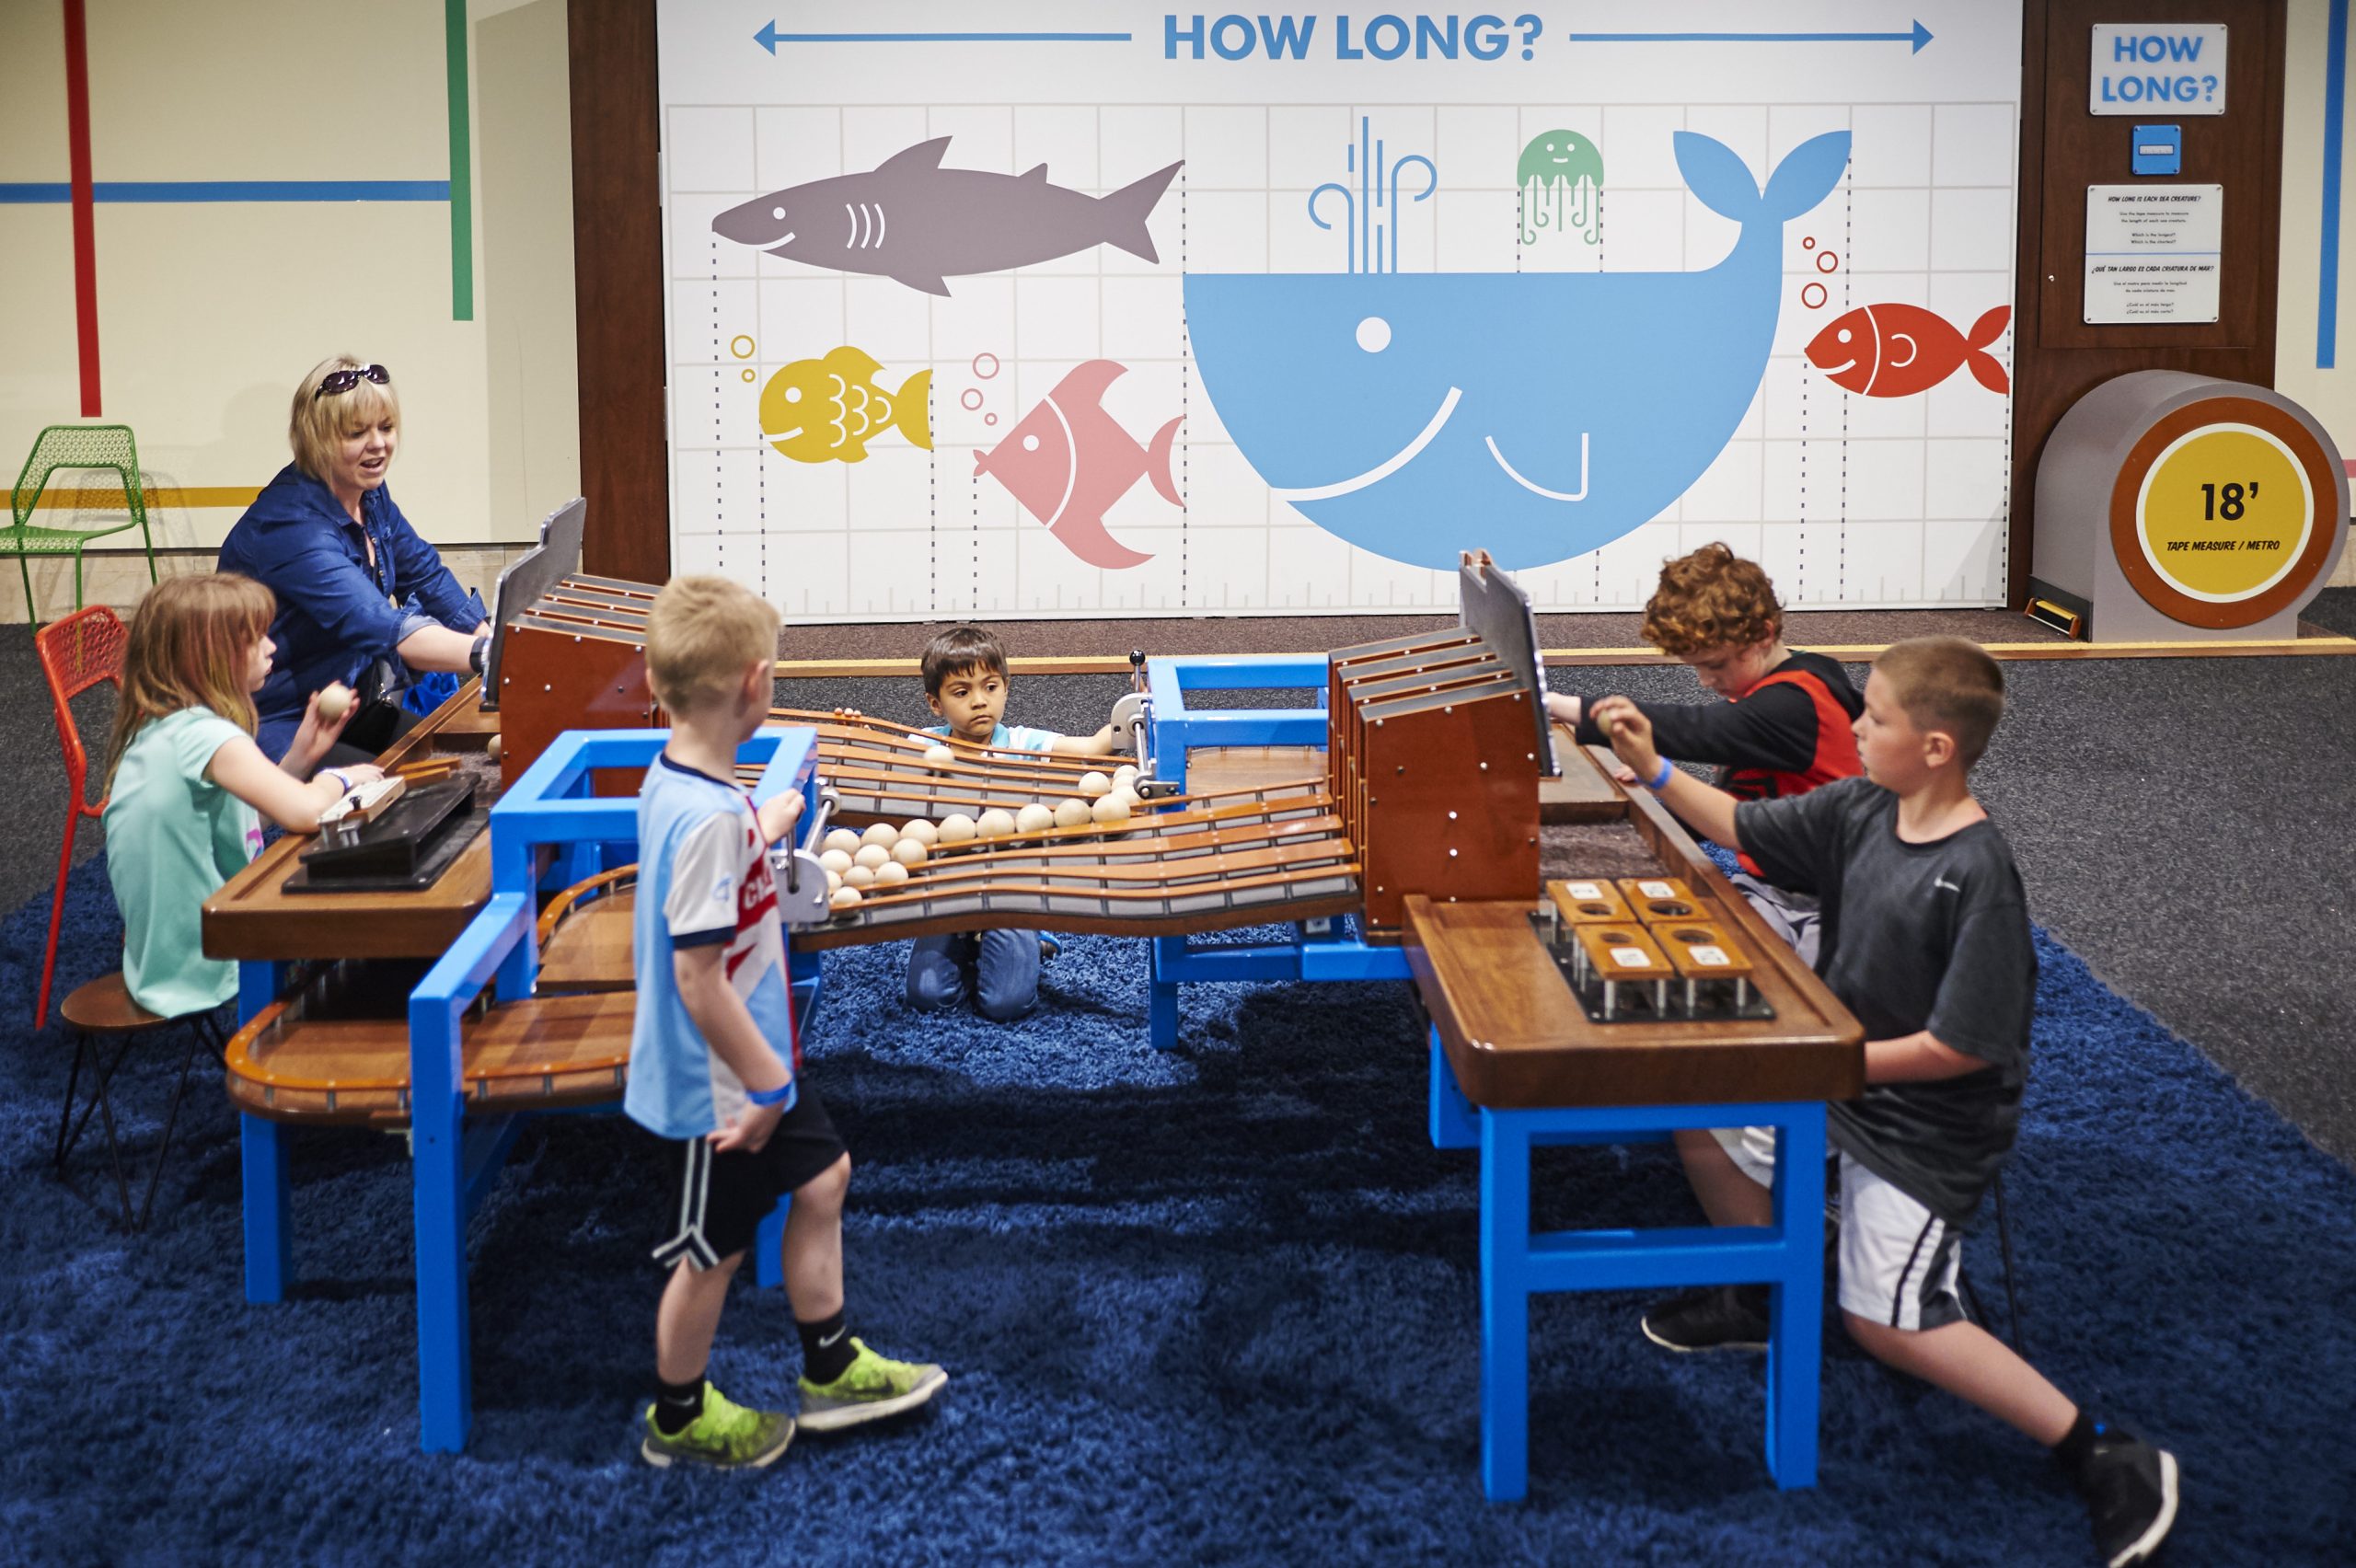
left=817, top=764, right=1147, bottom=914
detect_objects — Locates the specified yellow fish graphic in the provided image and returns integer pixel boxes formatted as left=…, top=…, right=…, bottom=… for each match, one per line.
left=759, top=346, right=933, bottom=464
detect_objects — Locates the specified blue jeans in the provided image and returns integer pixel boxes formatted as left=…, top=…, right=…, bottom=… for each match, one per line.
left=907, top=930, right=1041, bottom=1022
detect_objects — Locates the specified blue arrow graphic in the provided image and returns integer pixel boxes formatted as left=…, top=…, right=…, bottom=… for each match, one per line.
left=1571, top=20, right=1933, bottom=53
left=755, top=21, right=1130, bottom=52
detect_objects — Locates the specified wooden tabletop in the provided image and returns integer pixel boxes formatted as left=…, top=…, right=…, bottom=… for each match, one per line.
left=202, top=683, right=501, bottom=963
left=1405, top=776, right=1862, bottom=1111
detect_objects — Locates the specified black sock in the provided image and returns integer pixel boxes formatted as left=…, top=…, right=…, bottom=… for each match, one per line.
left=799, top=1309, right=856, bottom=1384
left=653, top=1373, right=705, bottom=1435
left=2052, top=1409, right=2104, bottom=1479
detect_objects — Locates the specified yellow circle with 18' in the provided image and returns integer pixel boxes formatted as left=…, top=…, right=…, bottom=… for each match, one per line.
left=2133, top=424, right=2315, bottom=603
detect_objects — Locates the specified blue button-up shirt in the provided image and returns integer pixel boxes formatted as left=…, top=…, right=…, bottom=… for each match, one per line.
left=219, top=464, right=479, bottom=759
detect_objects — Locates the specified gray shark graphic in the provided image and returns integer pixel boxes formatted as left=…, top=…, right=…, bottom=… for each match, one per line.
left=712, top=137, right=1183, bottom=296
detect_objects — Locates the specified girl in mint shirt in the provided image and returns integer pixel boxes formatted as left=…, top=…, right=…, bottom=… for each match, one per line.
left=99, top=574, right=385, bottom=1017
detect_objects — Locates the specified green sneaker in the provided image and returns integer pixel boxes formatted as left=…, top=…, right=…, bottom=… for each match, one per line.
left=639, top=1381, right=794, bottom=1470
left=796, top=1338, right=949, bottom=1433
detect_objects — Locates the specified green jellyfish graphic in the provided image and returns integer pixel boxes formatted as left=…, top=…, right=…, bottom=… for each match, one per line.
left=1518, top=129, right=1604, bottom=245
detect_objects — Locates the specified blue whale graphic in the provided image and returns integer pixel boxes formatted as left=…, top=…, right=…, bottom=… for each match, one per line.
left=1184, top=132, right=1851, bottom=571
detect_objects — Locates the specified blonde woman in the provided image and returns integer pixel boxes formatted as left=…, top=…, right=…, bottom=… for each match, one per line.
left=100, top=574, right=378, bottom=1016
left=217, top=356, right=490, bottom=766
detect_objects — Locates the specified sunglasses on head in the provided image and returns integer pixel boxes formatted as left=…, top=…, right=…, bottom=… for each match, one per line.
left=314, top=363, right=391, bottom=398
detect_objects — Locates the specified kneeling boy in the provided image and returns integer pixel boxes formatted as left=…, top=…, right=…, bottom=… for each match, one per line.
left=631, top=575, right=946, bottom=1469
left=1594, top=638, right=2178, bottom=1568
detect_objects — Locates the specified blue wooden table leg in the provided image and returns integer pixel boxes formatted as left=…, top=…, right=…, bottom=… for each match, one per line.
left=755, top=1197, right=791, bottom=1289
left=237, top=959, right=293, bottom=1302
left=1427, top=1027, right=1478, bottom=1150
left=1148, top=936, right=1182, bottom=1050
left=1480, top=1110, right=1533, bottom=1502
left=1764, top=1103, right=1827, bottom=1488
left=411, top=983, right=472, bottom=1453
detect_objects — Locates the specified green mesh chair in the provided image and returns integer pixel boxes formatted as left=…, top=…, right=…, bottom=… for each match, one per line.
left=6, top=424, right=159, bottom=624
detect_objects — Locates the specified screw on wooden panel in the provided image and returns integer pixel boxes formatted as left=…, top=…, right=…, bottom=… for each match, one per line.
left=1479, top=761, right=1488, bottom=770
left=1448, top=847, right=1458, bottom=857
left=1448, top=810, right=1458, bottom=819
left=1395, top=764, right=1404, bottom=773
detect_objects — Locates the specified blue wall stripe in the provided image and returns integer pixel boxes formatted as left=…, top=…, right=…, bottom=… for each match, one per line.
left=2322, top=0, right=2349, bottom=371
left=0, top=179, right=450, bottom=203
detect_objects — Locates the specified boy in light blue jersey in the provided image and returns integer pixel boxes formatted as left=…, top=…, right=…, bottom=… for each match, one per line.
left=907, top=624, right=1116, bottom=1020
left=630, top=575, right=945, bottom=1471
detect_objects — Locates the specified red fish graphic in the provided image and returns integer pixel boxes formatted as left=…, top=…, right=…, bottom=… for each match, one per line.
left=1805, top=304, right=2011, bottom=397
left=974, top=361, right=1181, bottom=570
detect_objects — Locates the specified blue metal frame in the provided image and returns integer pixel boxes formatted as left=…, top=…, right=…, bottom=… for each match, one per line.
left=1430, top=1032, right=1826, bottom=1502
left=1145, top=653, right=1327, bottom=794
left=1142, top=655, right=1406, bottom=1047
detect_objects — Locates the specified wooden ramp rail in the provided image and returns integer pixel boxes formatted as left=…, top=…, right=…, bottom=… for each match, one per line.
left=225, top=958, right=633, bottom=1124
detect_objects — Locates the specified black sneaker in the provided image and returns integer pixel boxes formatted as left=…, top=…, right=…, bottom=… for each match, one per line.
left=2074, top=1427, right=2180, bottom=1567
left=1639, top=1284, right=1771, bottom=1353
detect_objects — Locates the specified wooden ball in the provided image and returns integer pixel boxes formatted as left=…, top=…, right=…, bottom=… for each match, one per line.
left=830, top=885, right=863, bottom=910
left=860, top=823, right=900, bottom=849
left=486, top=734, right=503, bottom=762
left=940, top=813, right=978, bottom=844
left=854, top=844, right=891, bottom=870
left=978, top=808, right=1017, bottom=838
left=1015, top=802, right=1056, bottom=835
left=845, top=864, right=877, bottom=888
left=826, top=868, right=843, bottom=894
left=824, top=828, right=861, bottom=855
left=901, top=819, right=940, bottom=847
left=317, top=685, right=352, bottom=723
left=1090, top=792, right=1131, bottom=825
left=875, top=859, right=910, bottom=885
left=924, top=744, right=956, bottom=768
left=1078, top=770, right=1112, bottom=798
left=819, top=849, right=854, bottom=875
left=1112, top=764, right=1138, bottom=790
left=891, top=837, right=927, bottom=867
left=1052, top=798, right=1091, bottom=829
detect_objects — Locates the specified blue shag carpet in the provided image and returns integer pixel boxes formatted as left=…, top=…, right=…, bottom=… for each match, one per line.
left=4, top=850, right=2354, bottom=1566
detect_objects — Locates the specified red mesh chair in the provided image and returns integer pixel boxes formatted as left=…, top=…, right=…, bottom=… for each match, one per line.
left=34, top=605, right=126, bottom=1029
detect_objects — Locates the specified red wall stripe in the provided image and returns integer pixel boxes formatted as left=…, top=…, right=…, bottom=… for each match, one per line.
left=63, top=0, right=100, bottom=418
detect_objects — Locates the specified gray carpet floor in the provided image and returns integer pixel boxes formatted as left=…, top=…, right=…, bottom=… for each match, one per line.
left=10, top=597, right=2352, bottom=1166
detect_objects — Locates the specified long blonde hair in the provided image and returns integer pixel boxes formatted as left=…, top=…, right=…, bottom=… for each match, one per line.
left=103, top=573, right=278, bottom=789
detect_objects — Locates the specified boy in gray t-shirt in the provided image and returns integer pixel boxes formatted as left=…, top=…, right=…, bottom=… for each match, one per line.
left=1593, top=637, right=2179, bottom=1568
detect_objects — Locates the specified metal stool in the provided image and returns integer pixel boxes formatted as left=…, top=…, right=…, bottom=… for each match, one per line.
left=52, top=973, right=225, bottom=1231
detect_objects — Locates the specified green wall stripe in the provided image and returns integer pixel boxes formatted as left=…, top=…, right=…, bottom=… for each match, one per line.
left=446, top=0, right=473, bottom=321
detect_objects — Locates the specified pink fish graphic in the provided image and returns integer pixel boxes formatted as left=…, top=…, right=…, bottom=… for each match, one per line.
left=974, top=361, right=1181, bottom=570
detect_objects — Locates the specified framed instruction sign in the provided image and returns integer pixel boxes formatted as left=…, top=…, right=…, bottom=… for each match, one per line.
left=2084, top=185, right=2222, bottom=324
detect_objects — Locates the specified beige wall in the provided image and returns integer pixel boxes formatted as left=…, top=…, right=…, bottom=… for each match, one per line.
left=0, top=0, right=579, bottom=619
left=2278, top=0, right=2356, bottom=585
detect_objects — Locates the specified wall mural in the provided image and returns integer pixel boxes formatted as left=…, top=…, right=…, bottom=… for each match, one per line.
left=656, top=2, right=2026, bottom=620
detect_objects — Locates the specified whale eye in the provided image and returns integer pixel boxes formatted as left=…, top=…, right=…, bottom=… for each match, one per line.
left=1545, top=142, right=1555, bottom=152
left=1022, top=434, right=1040, bottom=452
left=772, top=206, right=785, bottom=220
left=1356, top=317, right=1392, bottom=353
left=1836, top=329, right=1852, bottom=343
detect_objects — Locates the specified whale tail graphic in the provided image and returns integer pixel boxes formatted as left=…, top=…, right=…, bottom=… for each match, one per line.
left=1144, top=417, right=1182, bottom=505
left=1096, top=161, right=1183, bottom=264
left=1676, top=130, right=1851, bottom=227
left=1964, top=306, right=2012, bottom=395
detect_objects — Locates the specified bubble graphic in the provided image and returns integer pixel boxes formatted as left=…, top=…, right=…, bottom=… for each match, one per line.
left=972, top=353, right=1000, bottom=379
left=742, top=368, right=756, bottom=382
left=729, top=335, right=756, bottom=359
left=961, top=388, right=984, bottom=411
left=984, top=413, right=998, bottom=426
left=1801, top=282, right=1829, bottom=309
left=1816, top=251, right=1839, bottom=273
left=1802, top=236, right=1817, bottom=250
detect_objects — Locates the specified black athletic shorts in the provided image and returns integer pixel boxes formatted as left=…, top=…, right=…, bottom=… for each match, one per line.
left=651, top=1085, right=845, bottom=1271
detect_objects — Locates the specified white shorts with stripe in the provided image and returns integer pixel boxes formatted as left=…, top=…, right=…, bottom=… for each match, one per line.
left=1836, top=1153, right=1968, bottom=1332
left=1709, top=874, right=1826, bottom=1186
